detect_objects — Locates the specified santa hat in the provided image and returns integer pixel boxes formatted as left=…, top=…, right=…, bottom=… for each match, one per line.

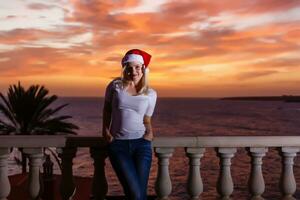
left=121, top=49, right=152, bottom=69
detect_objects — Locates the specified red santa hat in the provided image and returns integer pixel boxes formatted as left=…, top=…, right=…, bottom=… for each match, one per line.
left=121, top=49, right=152, bottom=68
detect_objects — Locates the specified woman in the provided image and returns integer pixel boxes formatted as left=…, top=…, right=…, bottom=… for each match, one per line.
left=102, top=49, right=157, bottom=200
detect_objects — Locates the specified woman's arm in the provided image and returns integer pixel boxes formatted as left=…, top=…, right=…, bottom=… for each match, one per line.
left=143, top=115, right=154, bottom=141
left=102, top=100, right=113, bottom=143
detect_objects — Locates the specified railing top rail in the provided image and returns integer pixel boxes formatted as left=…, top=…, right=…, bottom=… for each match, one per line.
left=1, top=135, right=300, bottom=148
left=0, top=135, right=67, bottom=148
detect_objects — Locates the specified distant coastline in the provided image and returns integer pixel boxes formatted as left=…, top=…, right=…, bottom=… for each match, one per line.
left=221, top=95, right=300, bottom=102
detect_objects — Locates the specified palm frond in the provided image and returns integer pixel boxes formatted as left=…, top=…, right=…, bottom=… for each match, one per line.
left=37, top=103, right=68, bottom=122
left=0, top=119, right=16, bottom=135
left=0, top=93, right=18, bottom=127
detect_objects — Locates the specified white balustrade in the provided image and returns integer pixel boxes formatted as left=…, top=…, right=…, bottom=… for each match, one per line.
left=185, top=147, right=205, bottom=200
left=279, top=147, right=299, bottom=200
left=248, top=147, right=268, bottom=200
left=23, top=148, right=44, bottom=200
left=0, top=148, right=10, bottom=200
left=2, top=136, right=300, bottom=199
left=154, top=147, right=174, bottom=200
left=217, top=147, right=236, bottom=200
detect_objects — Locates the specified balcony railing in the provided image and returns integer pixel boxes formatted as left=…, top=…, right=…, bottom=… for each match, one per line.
left=1, top=135, right=300, bottom=199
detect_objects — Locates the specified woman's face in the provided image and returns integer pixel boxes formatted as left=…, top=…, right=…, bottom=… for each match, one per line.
left=124, top=62, right=144, bottom=83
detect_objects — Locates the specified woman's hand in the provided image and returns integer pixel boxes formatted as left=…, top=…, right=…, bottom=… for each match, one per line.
left=143, top=132, right=153, bottom=141
left=103, top=130, right=114, bottom=144
left=143, top=115, right=153, bottom=141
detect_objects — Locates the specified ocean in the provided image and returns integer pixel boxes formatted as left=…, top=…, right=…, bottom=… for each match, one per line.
left=5, top=97, right=300, bottom=199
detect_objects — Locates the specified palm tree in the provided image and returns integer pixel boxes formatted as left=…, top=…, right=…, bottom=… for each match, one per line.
left=0, top=82, right=78, bottom=135
left=0, top=82, right=79, bottom=172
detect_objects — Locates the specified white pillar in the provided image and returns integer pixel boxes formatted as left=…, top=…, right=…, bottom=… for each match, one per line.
left=217, top=147, right=236, bottom=200
left=90, top=147, right=108, bottom=200
left=0, top=148, right=10, bottom=200
left=57, top=147, right=77, bottom=200
left=185, top=147, right=205, bottom=200
left=279, top=147, right=299, bottom=200
left=23, top=148, right=44, bottom=200
left=154, top=147, right=174, bottom=200
left=248, top=147, right=268, bottom=200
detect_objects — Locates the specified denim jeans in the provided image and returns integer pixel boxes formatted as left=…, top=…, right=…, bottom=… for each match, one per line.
left=107, top=137, right=153, bottom=200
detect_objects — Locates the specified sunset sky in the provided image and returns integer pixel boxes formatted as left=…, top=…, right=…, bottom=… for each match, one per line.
left=0, top=0, right=299, bottom=97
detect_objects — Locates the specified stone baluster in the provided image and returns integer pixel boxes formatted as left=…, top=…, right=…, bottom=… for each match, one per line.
left=217, top=147, right=236, bottom=200
left=90, top=147, right=108, bottom=200
left=57, top=147, right=77, bottom=200
left=247, top=147, right=268, bottom=200
left=185, top=147, right=205, bottom=200
left=0, top=148, right=10, bottom=200
left=154, top=147, right=174, bottom=200
left=23, top=148, right=44, bottom=200
left=279, top=147, right=299, bottom=200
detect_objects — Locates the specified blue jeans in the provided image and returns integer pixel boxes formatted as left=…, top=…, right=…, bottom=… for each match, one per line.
left=107, top=137, right=153, bottom=200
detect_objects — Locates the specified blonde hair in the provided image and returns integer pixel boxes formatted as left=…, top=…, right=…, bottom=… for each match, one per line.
left=113, top=63, right=150, bottom=95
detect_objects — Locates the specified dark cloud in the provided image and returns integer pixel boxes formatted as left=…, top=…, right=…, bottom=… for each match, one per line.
left=235, top=70, right=278, bottom=80
left=252, top=58, right=300, bottom=69
left=27, top=3, right=57, bottom=10
left=0, top=26, right=89, bottom=44
left=5, top=15, right=18, bottom=19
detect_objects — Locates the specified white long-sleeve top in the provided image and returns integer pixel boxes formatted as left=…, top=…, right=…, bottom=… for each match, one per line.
left=104, top=79, right=157, bottom=139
